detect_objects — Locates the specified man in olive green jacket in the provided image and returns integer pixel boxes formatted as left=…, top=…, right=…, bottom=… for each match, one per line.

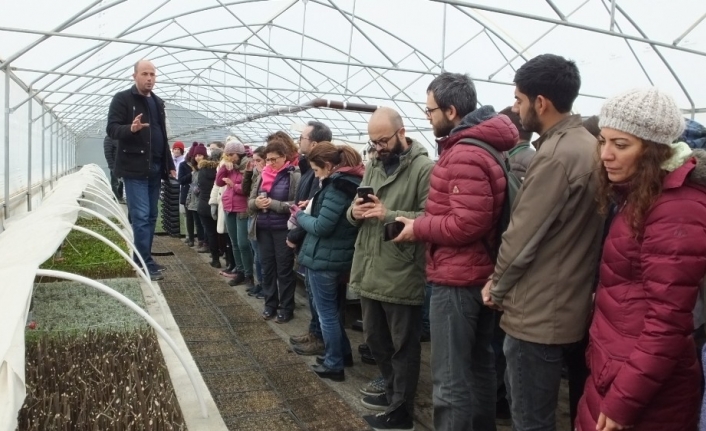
left=347, top=107, right=433, bottom=430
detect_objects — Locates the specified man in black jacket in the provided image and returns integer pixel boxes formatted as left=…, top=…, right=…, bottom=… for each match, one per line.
left=103, top=135, right=123, bottom=202
left=287, top=120, right=332, bottom=356
left=106, top=60, right=175, bottom=281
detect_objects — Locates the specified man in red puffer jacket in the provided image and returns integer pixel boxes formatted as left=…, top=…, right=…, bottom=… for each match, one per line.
left=394, top=72, right=518, bottom=431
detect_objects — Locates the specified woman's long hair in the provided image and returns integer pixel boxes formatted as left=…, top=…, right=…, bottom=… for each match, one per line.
left=266, top=131, right=298, bottom=161
left=308, top=142, right=362, bottom=170
left=596, top=140, right=673, bottom=236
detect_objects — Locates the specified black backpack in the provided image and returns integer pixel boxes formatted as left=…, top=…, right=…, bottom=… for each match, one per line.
left=460, top=138, right=522, bottom=262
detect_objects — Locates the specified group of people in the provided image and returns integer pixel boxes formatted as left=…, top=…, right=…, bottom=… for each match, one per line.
left=106, top=57, right=706, bottom=431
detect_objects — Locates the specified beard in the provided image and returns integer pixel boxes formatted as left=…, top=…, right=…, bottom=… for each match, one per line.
left=376, top=137, right=405, bottom=163
left=432, top=116, right=455, bottom=138
left=520, top=105, right=542, bottom=134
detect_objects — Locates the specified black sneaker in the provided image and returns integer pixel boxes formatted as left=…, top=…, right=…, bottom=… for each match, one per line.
left=316, top=353, right=354, bottom=367
left=311, top=364, right=345, bottom=382
left=361, top=393, right=389, bottom=411
left=247, top=284, right=262, bottom=296
left=363, top=408, right=414, bottom=431
left=210, top=258, right=221, bottom=268
left=148, top=270, right=164, bottom=281
left=152, top=263, right=166, bottom=273
left=228, top=272, right=246, bottom=286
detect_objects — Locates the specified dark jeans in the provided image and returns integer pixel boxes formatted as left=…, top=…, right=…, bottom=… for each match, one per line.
left=248, top=217, right=263, bottom=284
left=110, top=169, right=123, bottom=201
left=504, top=334, right=585, bottom=431
left=309, top=270, right=351, bottom=371
left=492, top=311, right=508, bottom=405
left=225, top=212, right=253, bottom=277
left=123, top=163, right=161, bottom=270
left=186, top=209, right=204, bottom=242
left=198, top=212, right=219, bottom=260
left=361, top=296, right=422, bottom=416
left=304, top=268, right=322, bottom=339
left=422, top=282, right=432, bottom=334
left=430, top=284, right=496, bottom=431
left=257, top=228, right=296, bottom=313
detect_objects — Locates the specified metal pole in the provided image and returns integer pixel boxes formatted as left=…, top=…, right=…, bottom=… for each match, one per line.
left=441, top=3, right=447, bottom=72
left=41, top=112, right=45, bottom=197
left=27, top=88, right=32, bottom=211
left=609, top=0, right=617, bottom=31
left=50, top=119, right=54, bottom=186
left=3, top=69, right=10, bottom=219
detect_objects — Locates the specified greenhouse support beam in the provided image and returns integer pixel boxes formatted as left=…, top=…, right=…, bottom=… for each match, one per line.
left=27, top=89, right=32, bottom=211
left=429, top=0, right=706, bottom=57
left=3, top=69, right=9, bottom=219
left=673, top=11, right=706, bottom=46
left=609, top=0, right=617, bottom=31
left=35, top=269, right=208, bottom=419
left=545, top=0, right=567, bottom=20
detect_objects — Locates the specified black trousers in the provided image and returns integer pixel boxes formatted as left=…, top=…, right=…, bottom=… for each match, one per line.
left=361, top=296, right=422, bottom=416
left=110, top=169, right=123, bottom=201
left=185, top=209, right=204, bottom=242
left=198, top=212, right=219, bottom=260
left=257, top=228, right=296, bottom=313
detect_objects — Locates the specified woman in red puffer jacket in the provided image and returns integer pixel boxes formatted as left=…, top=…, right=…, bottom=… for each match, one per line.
left=576, top=87, right=706, bottom=431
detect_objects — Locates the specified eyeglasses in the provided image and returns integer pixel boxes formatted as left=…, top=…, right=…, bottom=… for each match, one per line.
left=299, top=135, right=311, bottom=142
left=368, top=128, right=402, bottom=149
left=265, top=156, right=284, bottom=163
left=425, top=106, right=441, bottom=117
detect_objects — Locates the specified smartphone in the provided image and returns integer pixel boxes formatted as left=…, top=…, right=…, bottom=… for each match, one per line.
left=357, top=186, right=375, bottom=204
left=383, top=221, right=405, bottom=241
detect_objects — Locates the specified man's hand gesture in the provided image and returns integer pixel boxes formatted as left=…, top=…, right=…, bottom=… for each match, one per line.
left=131, top=113, right=149, bottom=133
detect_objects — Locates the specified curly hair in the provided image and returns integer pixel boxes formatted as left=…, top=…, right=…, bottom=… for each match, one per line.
left=596, top=140, right=673, bottom=236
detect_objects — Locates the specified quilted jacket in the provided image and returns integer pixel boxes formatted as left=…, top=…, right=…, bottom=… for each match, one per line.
left=576, top=150, right=706, bottom=431
left=296, top=167, right=364, bottom=272
left=413, top=106, right=517, bottom=287
left=216, top=157, right=249, bottom=213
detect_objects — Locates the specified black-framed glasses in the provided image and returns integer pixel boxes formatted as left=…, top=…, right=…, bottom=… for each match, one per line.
left=425, top=106, right=441, bottom=117
left=265, top=156, right=284, bottom=163
left=368, top=128, right=402, bottom=149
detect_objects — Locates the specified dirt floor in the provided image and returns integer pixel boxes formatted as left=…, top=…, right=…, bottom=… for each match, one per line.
left=153, top=235, right=572, bottom=431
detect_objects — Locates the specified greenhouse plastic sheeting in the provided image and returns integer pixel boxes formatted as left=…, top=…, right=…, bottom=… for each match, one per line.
left=0, top=165, right=112, bottom=431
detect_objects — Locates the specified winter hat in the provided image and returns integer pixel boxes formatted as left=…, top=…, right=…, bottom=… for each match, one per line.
left=224, top=140, right=245, bottom=155
left=599, top=87, right=685, bottom=146
left=192, top=144, right=208, bottom=158
left=172, top=141, right=185, bottom=151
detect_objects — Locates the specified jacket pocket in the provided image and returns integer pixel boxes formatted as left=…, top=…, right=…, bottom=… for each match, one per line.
left=589, top=343, right=622, bottom=396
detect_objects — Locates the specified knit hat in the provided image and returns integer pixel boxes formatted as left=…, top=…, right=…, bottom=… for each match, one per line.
left=224, top=140, right=245, bottom=155
left=192, top=144, right=207, bottom=158
left=172, top=141, right=184, bottom=151
left=599, top=87, right=685, bottom=146
left=209, top=148, right=223, bottom=161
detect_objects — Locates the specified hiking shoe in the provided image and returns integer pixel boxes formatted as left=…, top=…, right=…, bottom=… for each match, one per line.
left=152, top=263, right=166, bottom=272
left=275, top=311, right=293, bottom=324
left=228, top=272, right=246, bottom=286
left=290, top=332, right=318, bottom=345
left=311, top=364, right=345, bottom=382
left=361, top=394, right=390, bottom=411
left=244, top=276, right=255, bottom=290
left=197, top=246, right=209, bottom=253
left=209, top=258, right=221, bottom=268
left=292, top=337, right=325, bottom=356
left=247, top=284, right=262, bottom=296
left=363, top=408, right=414, bottom=431
left=316, top=354, right=354, bottom=367
left=360, top=375, right=386, bottom=396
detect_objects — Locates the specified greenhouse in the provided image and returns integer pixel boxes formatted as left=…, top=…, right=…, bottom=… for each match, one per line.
left=1, top=0, right=706, bottom=430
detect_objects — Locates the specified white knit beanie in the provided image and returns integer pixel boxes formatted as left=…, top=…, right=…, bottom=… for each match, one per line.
left=599, top=87, right=685, bottom=146
left=224, top=136, right=245, bottom=155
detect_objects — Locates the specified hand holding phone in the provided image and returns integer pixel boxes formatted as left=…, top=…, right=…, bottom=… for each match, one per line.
left=383, top=221, right=405, bottom=241
left=357, top=186, right=375, bottom=204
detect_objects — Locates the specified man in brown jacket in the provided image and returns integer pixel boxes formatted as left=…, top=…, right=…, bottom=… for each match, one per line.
left=482, top=54, right=604, bottom=431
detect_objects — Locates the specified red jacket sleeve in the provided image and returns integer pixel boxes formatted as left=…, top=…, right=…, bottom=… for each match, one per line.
left=601, top=198, right=706, bottom=425
left=215, top=165, right=228, bottom=187
left=413, top=149, right=500, bottom=247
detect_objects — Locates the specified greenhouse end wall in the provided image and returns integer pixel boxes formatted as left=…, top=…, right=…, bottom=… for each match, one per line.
left=0, top=70, right=76, bottom=231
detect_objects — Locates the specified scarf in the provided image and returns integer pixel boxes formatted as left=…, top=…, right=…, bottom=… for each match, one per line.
left=260, top=161, right=290, bottom=193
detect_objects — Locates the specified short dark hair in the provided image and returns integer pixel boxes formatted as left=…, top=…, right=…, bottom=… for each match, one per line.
left=427, top=72, right=478, bottom=118
left=263, top=141, right=289, bottom=158
left=499, top=107, right=533, bottom=142
left=307, top=121, right=332, bottom=143
left=513, top=54, right=580, bottom=114
left=252, top=146, right=266, bottom=157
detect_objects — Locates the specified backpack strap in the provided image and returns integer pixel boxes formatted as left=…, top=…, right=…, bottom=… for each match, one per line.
left=508, top=142, right=531, bottom=158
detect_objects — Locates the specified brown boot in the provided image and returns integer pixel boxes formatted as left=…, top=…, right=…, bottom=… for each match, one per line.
left=292, top=337, right=325, bottom=356
left=289, top=331, right=315, bottom=345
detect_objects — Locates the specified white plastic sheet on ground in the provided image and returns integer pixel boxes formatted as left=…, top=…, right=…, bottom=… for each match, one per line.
left=0, top=164, right=114, bottom=431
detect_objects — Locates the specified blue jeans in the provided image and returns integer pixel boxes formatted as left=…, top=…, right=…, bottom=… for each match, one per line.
left=504, top=334, right=582, bottom=431
left=304, top=269, right=322, bottom=339
left=248, top=217, right=263, bottom=284
left=225, top=212, right=253, bottom=277
left=308, top=270, right=351, bottom=371
left=123, top=163, right=162, bottom=270
left=430, top=284, right=496, bottom=431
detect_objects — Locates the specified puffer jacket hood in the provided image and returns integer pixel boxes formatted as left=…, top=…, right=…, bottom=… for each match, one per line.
left=335, top=164, right=365, bottom=179
left=436, top=106, right=518, bottom=155
left=197, top=159, right=220, bottom=170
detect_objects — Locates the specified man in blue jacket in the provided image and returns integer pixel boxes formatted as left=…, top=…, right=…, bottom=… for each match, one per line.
left=106, top=60, right=175, bottom=281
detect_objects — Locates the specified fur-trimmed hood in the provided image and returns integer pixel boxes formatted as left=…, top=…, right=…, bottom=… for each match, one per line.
left=197, top=159, right=220, bottom=170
